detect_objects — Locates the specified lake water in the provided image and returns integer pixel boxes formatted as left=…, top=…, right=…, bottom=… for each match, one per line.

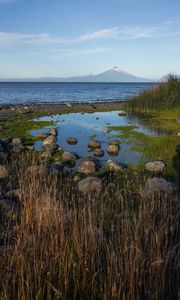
left=30, top=111, right=160, bottom=165
left=0, top=82, right=155, bottom=105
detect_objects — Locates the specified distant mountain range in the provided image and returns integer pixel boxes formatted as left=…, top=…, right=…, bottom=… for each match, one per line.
left=0, top=67, right=154, bottom=83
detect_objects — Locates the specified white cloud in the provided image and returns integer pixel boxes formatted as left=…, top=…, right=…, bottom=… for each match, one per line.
left=0, top=19, right=180, bottom=47
left=29, top=47, right=112, bottom=61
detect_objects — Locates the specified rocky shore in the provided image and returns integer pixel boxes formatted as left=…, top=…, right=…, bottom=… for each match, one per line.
left=0, top=101, right=124, bottom=116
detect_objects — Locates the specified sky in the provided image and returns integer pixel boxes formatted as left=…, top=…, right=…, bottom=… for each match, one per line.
left=0, top=0, right=180, bottom=79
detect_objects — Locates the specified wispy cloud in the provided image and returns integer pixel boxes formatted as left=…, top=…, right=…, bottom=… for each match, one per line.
left=0, top=19, right=180, bottom=47
left=29, top=47, right=112, bottom=61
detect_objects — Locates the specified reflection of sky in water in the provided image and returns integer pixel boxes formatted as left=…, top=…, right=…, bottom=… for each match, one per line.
left=30, top=111, right=161, bottom=165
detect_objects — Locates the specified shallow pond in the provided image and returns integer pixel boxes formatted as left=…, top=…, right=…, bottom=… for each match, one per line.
left=30, top=110, right=163, bottom=165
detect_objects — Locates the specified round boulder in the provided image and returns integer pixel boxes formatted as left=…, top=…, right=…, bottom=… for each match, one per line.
left=145, top=160, right=166, bottom=173
left=76, top=157, right=97, bottom=174
left=12, top=137, right=23, bottom=145
left=49, top=128, right=58, bottom=137
left=78, top=177, right=103, bottom=195
left=106, top=160, right=123, bottom=173
left=88, top=139, right=101, bottom=149
left=43, top=135, right=56, bottom=146
left=66, top=137, right=78, bottom=145
left=107, top=144, right=119, bottom=155
left=93, top=149, right=104, bottom=157
left=62, top=151, right=76, bottom=163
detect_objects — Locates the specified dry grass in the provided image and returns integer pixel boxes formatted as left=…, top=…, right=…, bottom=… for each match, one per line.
left=0, top=153, right=180, bottom=300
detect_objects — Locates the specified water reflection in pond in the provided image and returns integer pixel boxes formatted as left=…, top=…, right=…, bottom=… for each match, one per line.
left=30, top=111, right=162, bottom=165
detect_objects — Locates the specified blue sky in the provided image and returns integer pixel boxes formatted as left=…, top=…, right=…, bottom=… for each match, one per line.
left=0, top=0, right=180, bottom=79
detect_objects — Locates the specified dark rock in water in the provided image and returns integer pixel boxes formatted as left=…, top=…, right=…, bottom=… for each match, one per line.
left=36, top=132, right=49, bottom=139
left=62, top=151, right=76, bottom=163
left=66, top=137, right=78, bottom=145
left=145, top=160, right=166, bottom=173
left=93, top=149, right=104, bottom=157
left=0, top=125, right=4, bottom=130
left=107, top=144, right=119, bottom=155
left=78, top=177, right=103, bottom=195
left=143, top=178, right=176, bottom=198
left=0, top=165, right=8, bottom=178
left=49, top=128, right=58, bottom=137
left=88, top=139, right=101, bottom=149
left=118, top=111, right=127, bottom=116
left=105, top=160, right=123, bottom=173
left=76, top=157, right=99, bottom=174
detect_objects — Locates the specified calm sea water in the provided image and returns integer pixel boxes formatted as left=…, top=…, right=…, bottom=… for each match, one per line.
left=0, top=82, right=155, bottom=105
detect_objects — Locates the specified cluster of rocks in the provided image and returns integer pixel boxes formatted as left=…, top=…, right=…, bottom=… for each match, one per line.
left=0, top=124, right=178, bottom=201
left=88, top=139, right=120, bottom=157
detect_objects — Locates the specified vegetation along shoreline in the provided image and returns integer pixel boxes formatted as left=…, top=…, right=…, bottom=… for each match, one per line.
left=0, top=76, right=180, bottom=299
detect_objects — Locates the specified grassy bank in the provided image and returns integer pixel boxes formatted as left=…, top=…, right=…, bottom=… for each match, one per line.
left=126, top=75, right=180, bottom=115
left=0, top=152, right=180, bottom=299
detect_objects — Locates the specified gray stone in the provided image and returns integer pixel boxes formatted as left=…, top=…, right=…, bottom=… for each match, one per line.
left=88, top=139, right=101, bottom=149
left=49, top=128, right=58, bottom=137
left=12, top=137, right=23, bottom=145
left=78, top=177, right=103, bottom=195
left=107, top=144, right=119, bottom=155
left=143, top=178, right=176, bottom=198
left=93, top=149, right=104, bottom=157
left=43, top=135, right=56, bottom=146
left=0, top=165, right=8, bottom=178
left=145, top=160, right=166, bottom=173
left=66, top=137, right=78, bottom=145
left=76, top=157, right=97, bottom=174
left=106, top=160, right=123, bottom=173
left=176, top=119, right=180, bottom=125
left=177, top=132, right=180, bottom=137
left=62, top=151, right=76, bottom=163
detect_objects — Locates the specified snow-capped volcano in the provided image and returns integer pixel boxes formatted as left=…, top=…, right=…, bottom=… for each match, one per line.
left=1, top=67, right=151, bottom=82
